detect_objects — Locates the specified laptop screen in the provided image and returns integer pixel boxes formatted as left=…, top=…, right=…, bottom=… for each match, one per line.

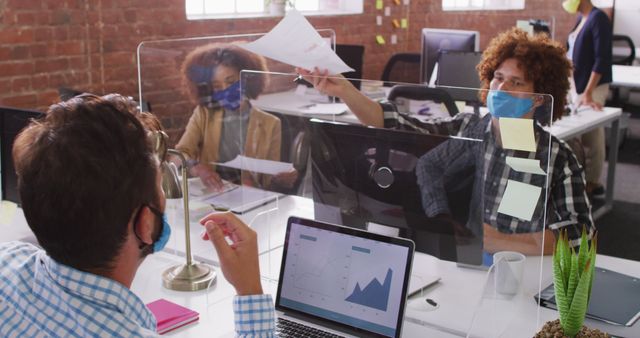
left=276, top=217, right=415, bottom=338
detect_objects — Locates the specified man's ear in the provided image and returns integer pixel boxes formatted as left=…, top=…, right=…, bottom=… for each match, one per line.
left=134, top=206, right=156, bottom=246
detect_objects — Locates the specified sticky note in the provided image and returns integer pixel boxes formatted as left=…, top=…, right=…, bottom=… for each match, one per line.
left=376, top=35, right=386, bottom=45
left=516, top=20, right=534, bottom=35
left=401, top=18, right=408, bottom=29
left=404, top=0, right=410, bottom=4
left=506, top=156, right=546, bottom=175
left=391, top=34, right=398, bottom=44
left=394, top=0, right=401, bottom=5
left=0, top=201, right=17, bottom=225
left=376, top=15, right=382, bottom=26
left=497, top=180, right=542, bottom=221
left=376, top=0, right=383, bottom=10
left=392, top=19, right=400, bottom=28
left=454, top=101, right=466, bottom=113
left=499, top=117, right=537, bottom=152
left=384, top=6, right=391, bottom=16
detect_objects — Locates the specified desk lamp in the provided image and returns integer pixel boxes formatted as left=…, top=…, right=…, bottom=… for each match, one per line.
left=153, top=132, right=216, bottom=291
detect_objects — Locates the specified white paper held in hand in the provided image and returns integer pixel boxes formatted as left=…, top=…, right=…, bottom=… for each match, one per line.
left=239, top=9, right=353, bottom=75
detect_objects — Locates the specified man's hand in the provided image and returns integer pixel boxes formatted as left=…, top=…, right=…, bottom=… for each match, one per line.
left=483, top=223, right=555, bottom=255
left=191, top=163, right=223, bottom=190
left=200, top=212, right=263, bottom=296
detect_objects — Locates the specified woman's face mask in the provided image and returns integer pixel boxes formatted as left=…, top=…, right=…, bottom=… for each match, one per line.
left=212, top=81, right=241, bottom=111
left=562, top=0, right=580, bottom=14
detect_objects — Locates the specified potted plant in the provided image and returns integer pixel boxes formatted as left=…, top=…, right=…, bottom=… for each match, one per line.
left=267, top=0, right=291, bottom=16
left=535, top=230, right=609, bottom=338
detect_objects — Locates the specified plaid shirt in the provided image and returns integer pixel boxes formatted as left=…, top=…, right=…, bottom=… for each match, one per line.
left=382, top=105, right=594, bottom=246
left=0, top=242, right=275, bottom=337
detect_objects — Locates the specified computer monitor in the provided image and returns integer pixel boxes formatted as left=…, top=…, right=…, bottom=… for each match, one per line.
left=420, top=28, right=479, bottom=84
left=0, top=106, right=44, bottom=203
left=310, top=119, right=482, bottom=264
left=436, top=50, right=483, bottom=104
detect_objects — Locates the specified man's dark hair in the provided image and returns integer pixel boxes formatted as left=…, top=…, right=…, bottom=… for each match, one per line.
left=13, top=94, right=159, bottom=272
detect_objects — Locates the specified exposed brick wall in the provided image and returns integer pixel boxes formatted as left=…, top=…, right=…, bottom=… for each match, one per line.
left=0, top=0, right=577, bottom=118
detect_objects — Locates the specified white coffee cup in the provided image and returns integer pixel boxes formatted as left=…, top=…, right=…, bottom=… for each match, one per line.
left=493, top=251, right=526, bottom=295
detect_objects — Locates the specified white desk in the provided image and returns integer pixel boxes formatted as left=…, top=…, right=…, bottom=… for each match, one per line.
left=612, top=64, right=640, bottom=88
left=2, top=205, right=640, bottom=337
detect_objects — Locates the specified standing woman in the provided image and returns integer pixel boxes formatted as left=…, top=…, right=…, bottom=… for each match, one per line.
left=564, top=0, right=612, bottom=198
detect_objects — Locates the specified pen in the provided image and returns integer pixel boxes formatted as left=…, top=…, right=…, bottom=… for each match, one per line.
left=299, top=103, right=316, bottom=109
left=231, top=197, right=279, bottom=215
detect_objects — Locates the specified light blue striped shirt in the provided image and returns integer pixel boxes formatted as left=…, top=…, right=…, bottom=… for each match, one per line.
left=0, top=241, right=276, bottom=337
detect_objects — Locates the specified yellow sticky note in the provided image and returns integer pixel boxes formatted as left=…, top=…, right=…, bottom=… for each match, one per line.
left=505, top=156, right=546, bottom=175
left=499, top=117, right=537, bottom=152
left=394, top=0, right=401, bottom=5
left=0, top=201, right=18, bottom=225
left=376, top=0, right=383, bottom=10
left=400, top=18, right=408, bottom=29
left=392, top=19, right=400, bottom=28
left=516, top=20, right=534, bottom=35
left=376, top=35, right=386, bottom=45
left=497, top=179, right=542, bottom=221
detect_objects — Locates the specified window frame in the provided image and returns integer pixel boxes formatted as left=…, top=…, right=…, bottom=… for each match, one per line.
left=185, top=0, right=363, bottom=20
left=442, top=0, right=526, bottom=11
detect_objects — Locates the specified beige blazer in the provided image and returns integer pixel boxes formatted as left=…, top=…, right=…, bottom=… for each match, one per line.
left=176, top=105, right=281, bottom=188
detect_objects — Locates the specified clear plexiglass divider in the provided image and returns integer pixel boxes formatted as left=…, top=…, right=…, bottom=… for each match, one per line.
left=239, top=71, right=588, bottom=336
left=135, top=32, right=335, bottom=278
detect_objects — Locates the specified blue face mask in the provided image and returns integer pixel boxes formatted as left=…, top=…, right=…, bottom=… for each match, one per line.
left=212, top=81, right=241, bottom=111
left=152, top=213, right=172, bottom=253
left=487, top=90, right=534, bottom=119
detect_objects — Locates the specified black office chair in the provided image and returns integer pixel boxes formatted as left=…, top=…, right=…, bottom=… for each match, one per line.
left=387, top=85, right=459, bottom=117
left=612, top=34, right=636, bottom=66
left=381, top=53, right=421, bottom=86
left=335, top=44, right=365, bottom=89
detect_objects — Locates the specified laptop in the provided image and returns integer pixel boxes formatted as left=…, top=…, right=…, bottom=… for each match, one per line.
left=276, top=216, right=415, bottom=338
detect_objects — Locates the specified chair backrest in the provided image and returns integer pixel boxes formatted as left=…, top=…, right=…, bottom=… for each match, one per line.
left=381, top=53, right=421, bottom=86
left=612, top=34, right=636, bottom=65
left=387, top=85, right=459, bottom=117
left=335, top=44, right=365, bottom=89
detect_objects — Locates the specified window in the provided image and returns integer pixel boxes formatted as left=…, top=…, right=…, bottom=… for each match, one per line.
left=442, top=0, right=525, bottom=11
left=186, top=0, right=363, bottom=20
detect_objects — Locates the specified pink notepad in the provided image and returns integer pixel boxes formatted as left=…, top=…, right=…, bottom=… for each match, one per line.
left=147, top=299, right=199, bottom=334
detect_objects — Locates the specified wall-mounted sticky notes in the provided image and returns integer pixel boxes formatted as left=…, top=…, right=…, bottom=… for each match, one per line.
left=394, top=0, right=401, bottom=5
left=400, top=18, right=408, bottom=29
left=376, top=0, right=383, bottom=10
left=391, top=34, right=398, bottom=44
left=497, top=179, right=542, bottom=221
left=392, top=19, right=400, bottom=28
left=404, top=0, right=410, bottom=4
left=499, top=117, right=537, bottom=152
left=384, top=6, right=391, bottom=16
left=505, top=156, right=546, bottom=175
left=376, top=35, right=386, bottom=44
left=376, top=15, right=382, bottom=26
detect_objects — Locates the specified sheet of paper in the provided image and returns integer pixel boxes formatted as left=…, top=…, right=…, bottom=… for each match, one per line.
left=201, top=185, right=280, bottom=214
left=239, top=9, right=353, bottom=75
left=300, top=103, right=348, bottom=115
left=0, top=201, right=17, bottom=225
left=506, top=156, right=546, bottom=175
left=497, top=179, right=542, bottom=221
left=215, top=155, right=294, bottom=176
left=454, top=101, right=466, bottom=114
left=499, top=117, right=537, bottom=152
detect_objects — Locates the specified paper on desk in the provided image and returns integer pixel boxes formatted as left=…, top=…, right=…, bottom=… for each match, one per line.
left=499, top=118, right=537, bottom=152
left=505, top=156, right=546, bottom=175
left=215, top=155, right=294, bottom=176
left=239, top=10, right=353, bottom=75
left=201, top=185, right=280, bottom=214
left=300, top=103, right=348, bottom=115
left=497, top=179, right=542, bottom=221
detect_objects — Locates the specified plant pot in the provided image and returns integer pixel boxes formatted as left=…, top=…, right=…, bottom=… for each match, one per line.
left=269, top=3, right=286, bottom=16
left=534, top=319, right=610, bottom=338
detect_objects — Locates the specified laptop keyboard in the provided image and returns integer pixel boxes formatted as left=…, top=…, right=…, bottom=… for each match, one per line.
left=276, top=318, right=345, bottom=338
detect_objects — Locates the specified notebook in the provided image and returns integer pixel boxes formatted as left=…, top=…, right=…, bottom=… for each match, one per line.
left=147, top=299, right=199, bottom=334
left=535, top=267, right=640, bottom=326
left=276, top=216, right=415, bottom=337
